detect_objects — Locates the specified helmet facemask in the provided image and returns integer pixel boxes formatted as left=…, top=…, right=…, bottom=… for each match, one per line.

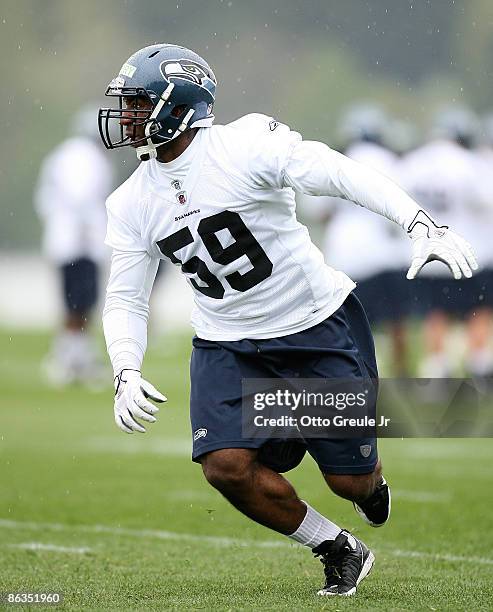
left=98, top=86, right=156, bottom=151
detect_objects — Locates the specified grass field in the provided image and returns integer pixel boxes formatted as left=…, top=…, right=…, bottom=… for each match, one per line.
left=1, top=329, right=493, bottom=610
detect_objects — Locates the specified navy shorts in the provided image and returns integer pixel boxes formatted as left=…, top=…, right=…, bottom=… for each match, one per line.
left=60, top=257, right=98, bottom=315
left=355, top=270, right=410, bottom=325
left=409, top=273, right=491, bottom=319
left=190, top=293, right=378, bottom=475
left=472, top=268, right=493, bottom=311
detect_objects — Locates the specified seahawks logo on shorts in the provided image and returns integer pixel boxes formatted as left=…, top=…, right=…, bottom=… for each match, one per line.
left=161, top=60, right=213, bottom=86
left=193, top=428, right=208, bottom=441
left=360, top=444, right=372, bottom=458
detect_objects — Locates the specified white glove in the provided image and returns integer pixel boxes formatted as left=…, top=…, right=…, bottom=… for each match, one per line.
left=113, top=369, right=167, bottom=434
left=406, top=210, right=478, bottom=280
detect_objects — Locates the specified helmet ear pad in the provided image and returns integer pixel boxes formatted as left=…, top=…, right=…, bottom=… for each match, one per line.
left=149, top=81, right=214, bottom=145
left=170, top=104, right=187, bottom=119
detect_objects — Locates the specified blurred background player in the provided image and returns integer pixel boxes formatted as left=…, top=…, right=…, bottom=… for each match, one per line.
left=468, top=114, right=493, bottom=379
left=313, top=104, right=412, bottom=375
left=34, top=105, right=114, bottom=386
left=399, top=105, right=491, bottom=378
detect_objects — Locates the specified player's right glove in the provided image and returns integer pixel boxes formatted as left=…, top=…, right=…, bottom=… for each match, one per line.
left=406, top=210, right=478, bottom=280
left=113, top=369, right=167, bottom=434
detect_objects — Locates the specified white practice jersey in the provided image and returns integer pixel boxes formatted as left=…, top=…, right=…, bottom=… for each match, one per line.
left=399, top=140, right=487, bottom=276
left=35, top=137, right=113, bottom=265
left=474, top=148, right=493, bottom=266
left=323, top=142, right=410, bottom=279
left=104, top=114, right=422, bottom=373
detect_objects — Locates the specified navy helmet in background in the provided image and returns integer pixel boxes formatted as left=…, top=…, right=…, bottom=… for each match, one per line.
left=431, top=105, right=480, bottom=149
left=337, top=103, right=390, bottom=149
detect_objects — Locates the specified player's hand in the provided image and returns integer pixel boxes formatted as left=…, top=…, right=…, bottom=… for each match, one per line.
left=113, top=369, right=167, bottom=434
left=406, top=210, right=478, bottom=280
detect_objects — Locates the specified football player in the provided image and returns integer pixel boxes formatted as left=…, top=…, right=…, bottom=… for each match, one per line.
left=99, top=44, right=477, bottom=597
left=35, top=105, right=113, bottom=386
left=469, top=114, right=493, bottom=379
left=399, top=106, right=488, bottom=377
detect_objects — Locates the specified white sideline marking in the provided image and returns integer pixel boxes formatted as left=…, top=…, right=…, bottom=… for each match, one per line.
left=85, top=436, right=191, bottom=456
left=0, top=519, right=286, bottom=549
left=389, top=548, right=493, bottom=565
left=8, top=542, right=91, bottom=554
left=392, top=490, right=451, bottom=503
left=1, top=518, right=492, bottom=565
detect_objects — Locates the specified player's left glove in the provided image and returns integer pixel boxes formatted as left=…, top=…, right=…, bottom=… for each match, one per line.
left=113, top=369, right=167, bottom=434
left=406, top=210, right=478, bottom=280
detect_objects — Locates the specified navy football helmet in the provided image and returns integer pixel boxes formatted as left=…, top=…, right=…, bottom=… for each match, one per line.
left=98, top=44, right=217, bottom=160
left=431, top=105, right=480, bottom=149
left=338, top=103, right=389, bottom=148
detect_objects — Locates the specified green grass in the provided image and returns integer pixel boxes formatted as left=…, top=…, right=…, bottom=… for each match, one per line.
left=1, top=330, right=493, bottom=610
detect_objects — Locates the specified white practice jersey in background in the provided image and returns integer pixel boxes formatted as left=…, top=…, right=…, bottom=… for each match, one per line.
left=323, top=142, right=410, bottom=280
left=474, top=147, right=493, bottom=267
left=35, top=137, right=113, bottom=265
left=399, top=140, right=487, bottom=276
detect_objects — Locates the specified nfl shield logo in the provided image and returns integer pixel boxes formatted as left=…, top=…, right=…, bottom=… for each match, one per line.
left=360, top=444, right=372, bottom=458
left=176, top=191, right=187, bottom=205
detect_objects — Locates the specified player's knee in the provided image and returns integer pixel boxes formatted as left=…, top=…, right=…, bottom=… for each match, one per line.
left=201, top=449, right=256, bottom=494
left=324, top=460, right=382, bottom=503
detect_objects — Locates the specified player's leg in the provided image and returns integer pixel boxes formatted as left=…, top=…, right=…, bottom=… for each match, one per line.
left=280, top=293, right=383, bottom=592
left=389, top=320, right=408, bottom=376
left=301, top=292, right=391, bottom=527
left=465, top=271, right=493, bottom=379
left=419, top=310, right=452, bottom=375
left=190, top=335, right=372, bottom=596
left=323, top=459, right=382, bottom=503
left=307, top=435, right=390, bottom=527
left=418, top=277, right=455, bottom=377
left=201, top=448, right=311, bottom=534
left=49, top=258, right=102, bottom=385
left=466, top=306, right=493, bottom=377
left=43, top=260, right=88, bottom=386
left=200, top=447, right=373, bottom=596
left=190, top=337, right=334, bottom=536
left=388, top=268, right=412, bottom=377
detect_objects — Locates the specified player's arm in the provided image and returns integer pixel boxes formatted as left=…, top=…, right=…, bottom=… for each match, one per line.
left=103, top=233, right=166, bottom=434
left=283, top=141, right=478, bottom=280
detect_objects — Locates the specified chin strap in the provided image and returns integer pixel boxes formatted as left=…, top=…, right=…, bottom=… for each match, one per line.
left=135, top=141, right=160, bottom=160
left=135, top=108, right=198, bottom=161
left=135, top=89, right=214, bottom=161
left=136, top=83, right=176, bottom=161
left=174, top=108, right=195, bottom=138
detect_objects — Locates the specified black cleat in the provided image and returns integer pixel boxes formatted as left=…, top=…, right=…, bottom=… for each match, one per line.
left=354, top=476, right=391, bottom=527
left=313, top=530, right=375, bottom=597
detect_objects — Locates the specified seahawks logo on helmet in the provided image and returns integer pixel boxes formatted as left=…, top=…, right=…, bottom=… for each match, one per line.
left=160, top=59, right=215, bottom=86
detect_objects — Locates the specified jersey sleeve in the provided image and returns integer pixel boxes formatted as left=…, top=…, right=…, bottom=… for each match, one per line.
left=283, top=140, right=422, bottom=230
left=103, top=248, right=159, bottom=376
left=103, top=177, right=157, bottom=376
left=105, top=183, right=147, bottom=252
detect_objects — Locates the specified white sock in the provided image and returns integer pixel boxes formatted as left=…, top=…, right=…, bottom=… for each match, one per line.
left=288, top=502, right=341, bottom=548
